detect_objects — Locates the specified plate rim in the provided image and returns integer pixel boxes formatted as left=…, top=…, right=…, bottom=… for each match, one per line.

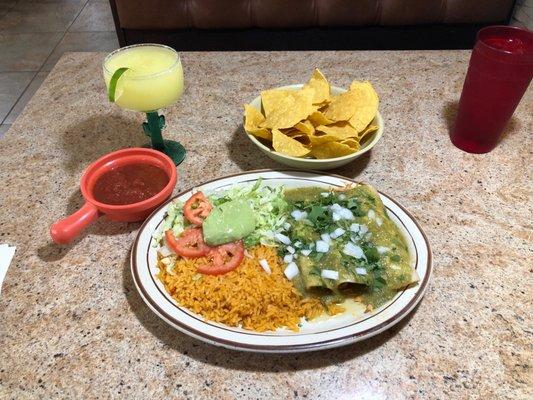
left=130, top=169, right=432, bottom=352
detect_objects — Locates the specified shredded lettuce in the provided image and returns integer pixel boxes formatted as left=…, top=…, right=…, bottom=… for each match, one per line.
left=152, top=179, right=289, bottom=248
left=152, top=199, right=185, bottom=246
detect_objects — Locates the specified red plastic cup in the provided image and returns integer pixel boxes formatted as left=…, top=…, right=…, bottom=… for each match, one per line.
left=451, top=26, right=533, bottom=153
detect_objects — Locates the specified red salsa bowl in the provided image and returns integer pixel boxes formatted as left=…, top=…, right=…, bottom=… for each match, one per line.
left=50, top=148, right=177, bottom=244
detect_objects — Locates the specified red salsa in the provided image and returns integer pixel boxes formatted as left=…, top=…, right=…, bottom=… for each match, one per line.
left=93, top=163, right=169, bottom=205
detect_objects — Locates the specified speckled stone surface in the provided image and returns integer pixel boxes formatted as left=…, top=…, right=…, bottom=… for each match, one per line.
left=0, top=51, right=531, bottom=400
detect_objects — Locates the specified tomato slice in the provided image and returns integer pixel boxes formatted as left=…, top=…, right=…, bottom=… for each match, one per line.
left=183, top=192, right=212, bottom=225
left=197, top=240, right=244, bottom=276
left=165, top=228, right=211, bottom=258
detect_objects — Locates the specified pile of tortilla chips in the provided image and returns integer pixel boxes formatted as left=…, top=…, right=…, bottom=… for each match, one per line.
left=244, top=69, right=379, bottom=159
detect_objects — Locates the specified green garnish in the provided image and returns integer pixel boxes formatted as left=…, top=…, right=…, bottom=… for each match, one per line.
left=108, top=67, right=130, bottom=102
left=373, top=277, right=387, bottom=289
left=308, top=205, right=327, bottom=226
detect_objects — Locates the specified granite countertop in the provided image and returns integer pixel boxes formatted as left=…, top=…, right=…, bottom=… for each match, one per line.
left=0, top=51, right=531, bottom=400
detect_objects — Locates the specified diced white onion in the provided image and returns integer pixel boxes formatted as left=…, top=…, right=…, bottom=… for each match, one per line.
left=367, top=209, right=376, bottom=220
left=330, top=203, right=342, bottom=212
left=283, top=222, right=291, bottom=231
left=377, top=246, right=390, bottom=254
left=258, top=259, right=271, bottom=274
left=287, top=246, right=295, bottom=254
left=349, top=223, right=361, bottom=233
left=291, top=210, right=308, bottom=221
left=359, top=225, right=369, bottom=235
left=376, top=217, right=383, bottom=226
left=275, top=233, right=291, bottom=245
left=315, top=240, right=330, bottom=253
left=300, top=249, right=312, bottom=256
left=159, top=246, right=173, bottom=257
left=160, top=257, right=171, bottom=265
left=320, top=192, right=330, bottom=197
left=309, top=242, right=315, bottom=249
left=293, top=241, right=302, bottom=248
left=321, top=269, right=339, bottom=280
left=338, top=194, right=346, bottom=200
left=320, top=233, right=331, bottom=244
left=284, top=262, right=299, bottom=280
left=355, top=267, right=367, bottom=275
left=343, top=242, right=367, bottom=260
left=330, top=228, right=345, bottom=239
left=331, top=204, right=354, bottom=220
left=339, top=208, right=354, bottom=220
left=283, top=254, right=293, bottom=263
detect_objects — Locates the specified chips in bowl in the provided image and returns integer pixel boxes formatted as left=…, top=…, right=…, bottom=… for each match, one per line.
left=244, top=69, right=380, bottom=160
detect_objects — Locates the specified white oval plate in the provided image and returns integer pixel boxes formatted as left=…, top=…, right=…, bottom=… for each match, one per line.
left=131, top=170, right=432, bottom=353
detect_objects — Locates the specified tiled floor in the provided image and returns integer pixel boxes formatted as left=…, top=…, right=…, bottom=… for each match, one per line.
left=0, top=0, right=118, bottom=137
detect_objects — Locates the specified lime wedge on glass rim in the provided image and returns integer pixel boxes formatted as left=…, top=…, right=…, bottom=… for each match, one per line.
left=108, top=67, right=130, bottom=102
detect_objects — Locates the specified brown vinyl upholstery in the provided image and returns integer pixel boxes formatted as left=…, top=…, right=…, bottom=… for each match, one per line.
left=114, top=0, right=515, bottom=30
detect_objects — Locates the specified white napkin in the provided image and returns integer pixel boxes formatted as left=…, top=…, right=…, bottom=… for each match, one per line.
left=0, top=244, right=16, bottom=295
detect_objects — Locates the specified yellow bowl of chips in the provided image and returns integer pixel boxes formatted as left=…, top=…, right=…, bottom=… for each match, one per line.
left=243, top=70, right=383, bottom=170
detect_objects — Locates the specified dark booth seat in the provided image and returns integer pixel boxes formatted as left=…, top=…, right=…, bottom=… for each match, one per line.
left=109, top=0, right=516, bottom=50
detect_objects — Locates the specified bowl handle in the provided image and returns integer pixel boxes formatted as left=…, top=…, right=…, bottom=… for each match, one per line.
left=50, top=202, right=100, bottom=244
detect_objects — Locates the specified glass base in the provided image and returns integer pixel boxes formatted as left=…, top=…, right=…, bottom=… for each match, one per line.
left=144, top=140, right=186, bottom=166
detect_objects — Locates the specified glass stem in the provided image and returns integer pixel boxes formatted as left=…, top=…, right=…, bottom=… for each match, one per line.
left=146, top=111, right=165, bottom=151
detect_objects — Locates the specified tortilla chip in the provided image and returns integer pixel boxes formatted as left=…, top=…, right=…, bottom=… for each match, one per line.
left=260, top=89, right=294, bottom=117
left=315, top=122, right=358, bottom=140
left=347, top=81, right=379, bottom=132
left=272, top=129, right=311, bottom=157
left=303, top=68, right=330, bottom=105
left=250, top=128, right=272, bottom=141
left=308, top=111, right=333, bottom=127
left=323, top=91, right=358, bottom=122
left=294, top=120, right=315, bottom=135
left=340, top=138, right=361, bottom=150
left=243, top=105, right=271, bottom=140
left=308, top=132, right=341, bottom=146
left=261, top=87, right=315, bottom=129
left=243, top=105, right=272, bottom=140
left=311, top=142, right=356, bottom=159
left=289, top=134, right=312, bottom=147
left=244, top=105, right=265, bottom=130
left=358, top=124, right=378, bottom=142
left=281, top=128, right=301, bottom=137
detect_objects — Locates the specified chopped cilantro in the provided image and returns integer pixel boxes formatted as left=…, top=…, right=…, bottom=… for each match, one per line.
left=373, top=276, right=387, bottom=289
left=362, top=244, right=380, bottom=263
left=308, top=205, right=326, bottom=223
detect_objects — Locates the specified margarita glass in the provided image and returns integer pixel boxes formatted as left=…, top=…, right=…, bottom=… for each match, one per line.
left=103, top=44, right=185, bottom=165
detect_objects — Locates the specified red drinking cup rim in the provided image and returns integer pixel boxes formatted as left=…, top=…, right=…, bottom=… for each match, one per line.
left=476, top=25, right=533, bottom=65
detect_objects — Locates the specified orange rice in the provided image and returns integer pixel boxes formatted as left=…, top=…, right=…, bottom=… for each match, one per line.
left=157, top=245, right=324, bottom=331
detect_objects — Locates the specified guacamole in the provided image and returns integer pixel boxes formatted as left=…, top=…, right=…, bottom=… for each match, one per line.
left=203, top=199, right=256, bottom=246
